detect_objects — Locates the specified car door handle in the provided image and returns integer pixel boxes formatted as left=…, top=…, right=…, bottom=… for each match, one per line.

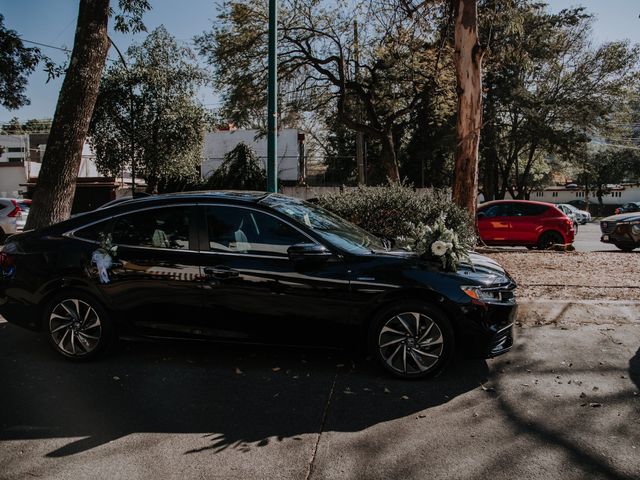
left=204, top=266, right=239, bottom=279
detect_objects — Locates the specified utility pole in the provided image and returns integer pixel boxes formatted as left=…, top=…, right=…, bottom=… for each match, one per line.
left=267, top=0, right=278, bottom=193
left=109, top=38, right=136, bottom=197
left=354, top=20, right=365, bottom=185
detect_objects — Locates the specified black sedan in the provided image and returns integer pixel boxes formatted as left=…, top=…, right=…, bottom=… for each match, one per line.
left=600, top=212, right=640, bottom=252
left=0, top=192, right=517, bottom=379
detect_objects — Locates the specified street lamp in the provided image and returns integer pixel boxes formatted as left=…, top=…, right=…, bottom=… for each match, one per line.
left=108, top=38, right=137, bottom=197
left=267, top=0, right=278, bottom=193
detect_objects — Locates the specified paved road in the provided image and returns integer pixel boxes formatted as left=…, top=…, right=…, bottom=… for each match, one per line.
left=573, top=222, right=618, bottom=252
left=1, top=314, right=638, bottom=480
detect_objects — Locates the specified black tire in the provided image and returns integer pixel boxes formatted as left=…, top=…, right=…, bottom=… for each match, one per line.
left=537, top=230, right=564, bottom=250
left=42, top=291, right=114, bottom=361
left=0, top=228, right=6, bottom=245
left=368, top=301, right=455, bottom=379
left=614, top=243, right=637, bottom=252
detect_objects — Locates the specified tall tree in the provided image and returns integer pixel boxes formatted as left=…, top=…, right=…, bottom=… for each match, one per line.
left=196, top=0, right=446, bottom=182
left=25, top=0, right=149, bottom=230
left=479, top=1, right=639, bottom=200
left=451, top=0, right=483, bottom=216
left=90, top=26, right=206, bottom=193
left=0, top=14, right=41, bottom=110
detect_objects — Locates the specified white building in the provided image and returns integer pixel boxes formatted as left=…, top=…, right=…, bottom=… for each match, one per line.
left=531, top=184, right=640, bottom=205
left=202, top=129, right=304, bottom=183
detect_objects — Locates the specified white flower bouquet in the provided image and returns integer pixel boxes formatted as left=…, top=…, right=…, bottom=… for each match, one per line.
left=399, top=214, right=472, bottom=272
left=91, top=232, right=118, bottom=284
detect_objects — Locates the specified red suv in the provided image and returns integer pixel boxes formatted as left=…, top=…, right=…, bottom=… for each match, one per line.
left=477, top=200, right=575, bottom=249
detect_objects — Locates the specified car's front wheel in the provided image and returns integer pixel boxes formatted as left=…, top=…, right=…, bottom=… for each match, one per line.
left=43, top=292, right=113, bottom=360
left=368, top=301, right=454, bottom=379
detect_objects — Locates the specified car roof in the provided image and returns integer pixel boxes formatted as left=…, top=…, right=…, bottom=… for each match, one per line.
left=99, top=190, right=274, bottom=210
left=479, top=199, right=554, bottom=208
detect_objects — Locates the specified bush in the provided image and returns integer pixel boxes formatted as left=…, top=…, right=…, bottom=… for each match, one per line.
left=316, top=183, right=476, bottom=247
left=206, top=142, right=266, bottom=190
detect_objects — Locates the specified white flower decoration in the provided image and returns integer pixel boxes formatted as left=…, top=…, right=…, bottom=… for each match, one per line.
left=446, top=242, right=453, bottom=251
left=431, top=240, right=447, bottom=257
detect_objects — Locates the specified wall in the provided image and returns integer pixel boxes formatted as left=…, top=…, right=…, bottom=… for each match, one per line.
left=202, top=129, right=301, bottom=181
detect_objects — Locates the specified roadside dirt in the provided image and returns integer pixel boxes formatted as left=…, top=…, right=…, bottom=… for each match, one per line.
left=482, top=250, right=640, bottom=301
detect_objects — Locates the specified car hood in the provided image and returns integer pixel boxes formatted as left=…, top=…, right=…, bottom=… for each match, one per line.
left=454, top=252, right=514, bottom=287
left=602, top=212, right=640, bottom=222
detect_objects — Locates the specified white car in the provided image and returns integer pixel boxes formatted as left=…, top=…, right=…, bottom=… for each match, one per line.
left=556, top=203, right=591, bottom=225
left=0, top=198, right=29, bottom=244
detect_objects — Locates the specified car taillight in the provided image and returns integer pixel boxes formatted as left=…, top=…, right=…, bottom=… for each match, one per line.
left=7, top=200, right=21, bottom=218
left=0, top=252, right=15, bottom=278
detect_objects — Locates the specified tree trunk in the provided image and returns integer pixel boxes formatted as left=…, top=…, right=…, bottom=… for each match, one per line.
left=25, top=0, right=111, bottom=230
left=451, top=0, right=483, bottom=218
left=380, top=133, right=400, bottom=183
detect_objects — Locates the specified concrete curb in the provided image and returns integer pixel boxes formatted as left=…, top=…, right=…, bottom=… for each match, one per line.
left=517, top=299, right=640, bottom=326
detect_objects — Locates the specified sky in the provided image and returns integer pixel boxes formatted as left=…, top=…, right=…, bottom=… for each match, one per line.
left=1, top=0, right=639, bottom=123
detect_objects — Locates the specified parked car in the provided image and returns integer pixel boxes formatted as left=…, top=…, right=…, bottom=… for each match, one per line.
left=0, top=198, right=28, bottom=244
left=0, top=192, right=517, bottom=379
left=614, top=202, right=640, bottom=215
left=555, top=205, right=580, bottom=233
left=600, top=212, right=640, bottom=252
left=556, top=203, right=591, bottom=225
left=477, top=200, right=575, bottom=249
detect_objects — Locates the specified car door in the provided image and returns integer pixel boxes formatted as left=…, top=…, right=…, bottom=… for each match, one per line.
left=477, top=204, right=511, bottom=244
left=196, top=203, right=352, bottom=346
left=93, top=204, right=205, bottom=338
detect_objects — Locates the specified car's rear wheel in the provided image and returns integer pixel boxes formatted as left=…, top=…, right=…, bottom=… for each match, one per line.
left=368, top=301, right=454, bottom=379
left=614, top=243, right=637, bottom=252
left=43, top=292, right=113, bottom=360
left=537, top=231, right=564, bottom=250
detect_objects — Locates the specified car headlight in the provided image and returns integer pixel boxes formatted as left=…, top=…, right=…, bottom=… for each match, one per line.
left=461, top=286, right=500, bottom=303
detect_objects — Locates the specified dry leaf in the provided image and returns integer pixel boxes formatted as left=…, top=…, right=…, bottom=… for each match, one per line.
left=235, top=367, right=243, bottom=375
left=272, top=367, right=281, bottom=372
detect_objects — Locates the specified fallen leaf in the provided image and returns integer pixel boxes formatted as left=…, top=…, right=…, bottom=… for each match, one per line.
left=579, top=392, right=587, bottom=399
left=112, top=376, right=120, bottom=381
left=235, top=367, right=243, bottom=375
left=592, top=386, right=599, bottom=391
left=521, top=383, right=530, bottom=387
left=416, top=414, right=426, bottom=418
left=273, top=393, right=279, bottom=398
left=401, top=395, right=410, bottom=400
left=589, top=403, right=602, bottom=408
left=480, top=384, right=496, bottom=393
left=383, top=387, right=391, bottom=394
left=272, top=367, right=281, bottom=372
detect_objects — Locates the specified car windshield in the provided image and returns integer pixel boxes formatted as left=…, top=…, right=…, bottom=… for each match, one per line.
left=262, top=196, right=387, bottom=254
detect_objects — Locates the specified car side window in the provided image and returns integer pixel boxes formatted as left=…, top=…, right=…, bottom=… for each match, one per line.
left=74, top=219, right=111, bottom=242
left=111, top=207, right=191, bottom=250
left=482, top=204, right=509, bottom=218
left=206, top=206, right=309, bottom=256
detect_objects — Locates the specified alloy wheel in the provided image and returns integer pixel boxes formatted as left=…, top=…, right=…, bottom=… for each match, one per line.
left=49, top=299, right=102, bottom=357
left=378, top=312, right=444, bottom=375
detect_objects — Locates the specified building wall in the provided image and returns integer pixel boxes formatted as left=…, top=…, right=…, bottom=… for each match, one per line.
left=531, top=185, right=640, bottom=205
left=0, top=135, right=28, bottom=163
left=202, top=129, right=301, bottom=181
left=0, top=163, right=28, bottom=197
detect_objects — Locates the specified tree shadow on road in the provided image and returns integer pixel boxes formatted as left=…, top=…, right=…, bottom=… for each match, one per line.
left=0, top=324, right=488, bottom=458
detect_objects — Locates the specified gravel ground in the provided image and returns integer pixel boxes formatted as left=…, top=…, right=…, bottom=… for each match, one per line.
left=482, top=250, right=640, bottom=301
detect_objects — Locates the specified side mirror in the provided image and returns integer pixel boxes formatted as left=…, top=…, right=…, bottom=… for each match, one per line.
left=287, top=243, right=332, bottom=263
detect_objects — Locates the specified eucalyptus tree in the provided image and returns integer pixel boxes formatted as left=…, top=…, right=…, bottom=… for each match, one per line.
left=196, top=0, right=448, bottom=182
left=90, top=26, right=207, bottom=193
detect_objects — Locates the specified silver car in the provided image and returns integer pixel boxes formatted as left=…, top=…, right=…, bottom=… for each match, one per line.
left=0, top=198, right=29, bottom=244
left=557, top=203, right=591, bottom=225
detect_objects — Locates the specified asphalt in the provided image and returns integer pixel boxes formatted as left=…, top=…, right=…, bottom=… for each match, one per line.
left=1, top=307, right=638, bottom=480
left=573, top=222, right=618, bottom=252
